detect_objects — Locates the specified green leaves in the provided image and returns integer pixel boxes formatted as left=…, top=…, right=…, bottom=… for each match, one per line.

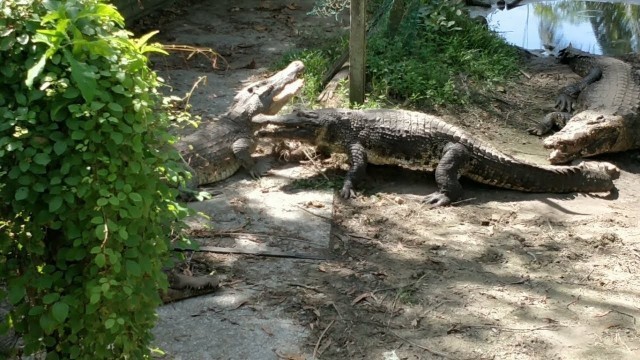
left=49, top=196, right=63, bottom=212
left=15, top=187, right=29, bottom=200
left=63, top=49, right=97, bottom=102
left=25, top=54, right=47, bottom=88
left=33, top=152, right=51, bottom=165
left=51, top=302, right=69, bottom=322
left=1, top=0, right=192, bottom=357
left=95, top=253, right=106, bottom=268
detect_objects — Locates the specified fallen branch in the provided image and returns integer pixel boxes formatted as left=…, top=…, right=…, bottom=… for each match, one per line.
left=595, top=309, right=637, bottom=324
left=185, top=229, right=326, bottom=247
left=302, top=147, right=331, bottom=181
left=460, top=323, right=565, bottom=332
left=296, top=205, right=333, bottom=221
left=389, top=330, right=456, bottom=360
left=174, top=245, right=330, bottom=260
left=161, top=44, right=229, bottom=69
left=313, top=320, right=335, bottom=360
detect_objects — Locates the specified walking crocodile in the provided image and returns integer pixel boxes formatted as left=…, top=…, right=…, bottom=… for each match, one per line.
left=253, top=108, right=618, bottom=207
left=527, top=45, right=640, bottom=164
left=176, top=60, right=304, bottom=188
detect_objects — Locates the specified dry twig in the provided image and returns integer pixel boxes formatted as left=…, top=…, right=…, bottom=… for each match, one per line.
left=162, top=44, right=228, bottom=69
left=595, top=309, right=637, bottom=324
left=296, top=205, right=333, bottom=221
left=313, top=320, right=335, bottom=360
left=389, top=330, right=456, bottom=359
left=302, top=147, right=331, bottom=181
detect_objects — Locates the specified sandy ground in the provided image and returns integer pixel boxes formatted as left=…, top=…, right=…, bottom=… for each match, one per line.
left=138, top=1, right=640, bottom=359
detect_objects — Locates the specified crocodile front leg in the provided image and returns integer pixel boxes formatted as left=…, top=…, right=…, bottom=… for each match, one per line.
left=556, top=66, right=602, bottom=112
left=340, top=142, right=368, bottom=199
left=527, top=112, right=573, bottom=136
left=423, top=142, right=470, bottom=207
left=528, top=65, right=603, bottom=136
left=232, top=137, right=271, bottom=178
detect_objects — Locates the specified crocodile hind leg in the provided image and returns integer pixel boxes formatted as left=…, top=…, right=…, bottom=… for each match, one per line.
left=232, top=137, right=272, bottom=178
left=424, top=142, right=470, bottom=207
left=527, top=112, right=573, bottom=136
left=340, top=142, right=368, bottom=198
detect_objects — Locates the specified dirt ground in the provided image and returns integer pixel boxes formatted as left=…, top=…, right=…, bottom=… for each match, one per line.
left=138, top=1, right=640, bottom=359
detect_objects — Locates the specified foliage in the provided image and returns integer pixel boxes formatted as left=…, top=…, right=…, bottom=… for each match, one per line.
left=0, top=0, right=191, bottom=358
left=366, top=0, right=521, bottom=107
left=275, top=37, right=347, bottom=106
left=297, top=0, right=521, bottom=108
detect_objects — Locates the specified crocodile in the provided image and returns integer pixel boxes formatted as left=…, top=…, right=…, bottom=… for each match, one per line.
left=253, top=108, right=618, bottom=207
left=527, top=45, right=640, bottom=164
left=176, top=60, right=304, bottom=189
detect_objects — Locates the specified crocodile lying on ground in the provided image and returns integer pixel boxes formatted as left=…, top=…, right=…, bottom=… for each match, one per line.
left=176, top=60, right=304, bottom=188
left=527, top=45, right=640, bottom=164
left=253, top=108, right=619, bottom=207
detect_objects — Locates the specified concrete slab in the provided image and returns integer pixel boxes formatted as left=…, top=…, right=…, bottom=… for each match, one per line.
left=147, top=1, right=341, bottom=358
left=186, top=165, right=334, bottom=258
left=154, top=288, right=311, bottom=360
left=153, top=166, right=333, bottom=359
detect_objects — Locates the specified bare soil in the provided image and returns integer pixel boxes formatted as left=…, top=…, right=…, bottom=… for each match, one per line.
left=140, top=1, right=640, bottom=359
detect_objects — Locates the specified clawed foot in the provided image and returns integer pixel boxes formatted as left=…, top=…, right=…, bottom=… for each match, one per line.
left=555, top=94, right=575, bottom=112
left=248, top=157, right=273, bottom=179
left=339, top=180, right=356, bottom=199
left=178, top=188, right=215, bottom=202
left=526, top=124, right=549, bottom=136
left=422, top=192, right=452, bottom=207
left=169, top=273, right=220, bottom=291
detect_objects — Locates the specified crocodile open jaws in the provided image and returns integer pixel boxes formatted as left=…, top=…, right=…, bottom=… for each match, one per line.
left=544, top=108, right=640, bottom=164
left=528, top=45, right=640, bottom=164
left=176, top=61, right=304, bottom=189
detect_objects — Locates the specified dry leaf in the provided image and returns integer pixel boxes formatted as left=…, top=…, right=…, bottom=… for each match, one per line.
left=351, top=292, right=373, bottom=305
left=286, top=3, right=299, bottom=10
left=261, top=325, right=274, bottom=336
left=274, top=351, right=305, bottom=360
left=306, top=200, right=325, bottom=208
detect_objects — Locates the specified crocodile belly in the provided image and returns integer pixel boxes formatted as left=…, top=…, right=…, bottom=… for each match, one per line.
left=365, top=150, right=436, bottom=171
left=195, top=158, right=241, bottom=185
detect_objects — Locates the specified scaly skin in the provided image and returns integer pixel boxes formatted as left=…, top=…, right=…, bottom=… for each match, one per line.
left=176, top=61, right=304, bottom=187
left=254, top=109, right=618, bottom=207
left=528, top=46, right=640, bottom=163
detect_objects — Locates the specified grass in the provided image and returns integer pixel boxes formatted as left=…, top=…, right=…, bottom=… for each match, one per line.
left=277, top=1, right=521, bottom=110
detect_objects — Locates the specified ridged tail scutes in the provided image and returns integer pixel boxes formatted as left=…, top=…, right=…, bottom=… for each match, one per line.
left=467, top=157, right=616, bottom=194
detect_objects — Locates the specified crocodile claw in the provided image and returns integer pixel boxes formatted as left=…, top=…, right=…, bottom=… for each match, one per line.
left=423, top=192, right=452, bottom=207
left=526, top=124, right=549, bottom=136
left=555, top=94, right=575, bottom=112
left=248, top=157, right=272, bottom=179
left=340, top=181, right=356, bottom=199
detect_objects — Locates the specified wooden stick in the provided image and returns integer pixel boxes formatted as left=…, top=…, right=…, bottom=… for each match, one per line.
left=313, top=320, right=335, bottom=359
left=174, top=245, right=330, bottom=260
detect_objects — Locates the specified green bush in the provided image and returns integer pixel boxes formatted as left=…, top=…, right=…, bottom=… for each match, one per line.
left=0, top=0, right=190, bottom=358
left=288, top=0, right=521, bottom=108
left=367, top=0, right=521, bottom=107
left=276, top=37, right=347, bottom=105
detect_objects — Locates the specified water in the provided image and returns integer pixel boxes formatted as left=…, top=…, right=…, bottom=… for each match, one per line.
left=484, top=0, right=640, bottom=55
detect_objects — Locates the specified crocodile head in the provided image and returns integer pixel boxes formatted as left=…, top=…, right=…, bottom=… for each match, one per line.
left=543, top=109, right=635, bottom=164
left=226, top=61, right=305, bottom=119
left=556, top=44, right=595, bottom=76
left=253, top=110, right=330, bottom=143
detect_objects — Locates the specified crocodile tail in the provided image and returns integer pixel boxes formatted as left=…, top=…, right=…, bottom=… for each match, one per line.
left=466, top=157, right=615, bottom=194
